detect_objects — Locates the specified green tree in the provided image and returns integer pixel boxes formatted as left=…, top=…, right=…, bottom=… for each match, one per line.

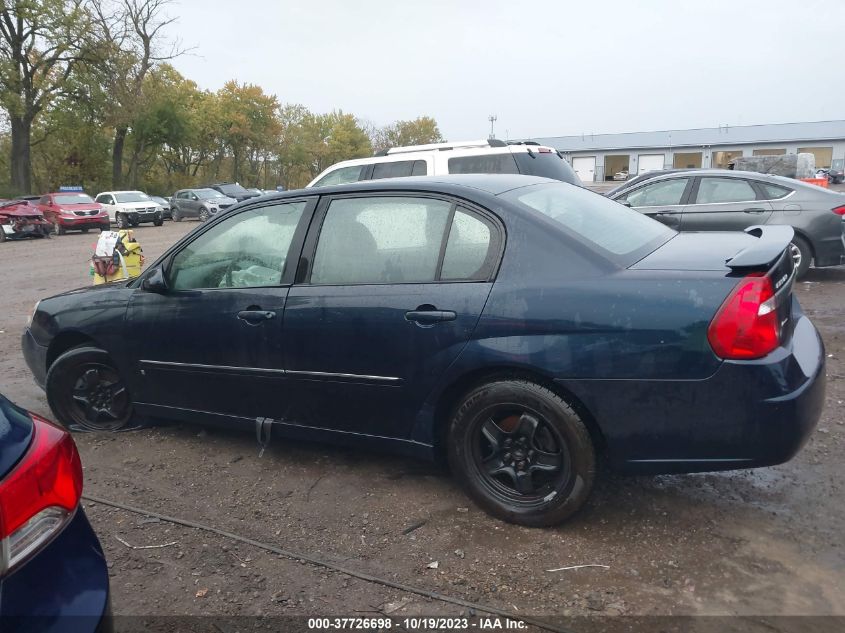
left=0, top=0, right=92, bottom=193
left=216, top=80, right=280, bottom=184
left=372, top=116, right=444, bottom=153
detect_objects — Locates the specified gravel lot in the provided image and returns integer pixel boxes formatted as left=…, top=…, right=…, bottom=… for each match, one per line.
left=0, top=215, right=843, bottom=623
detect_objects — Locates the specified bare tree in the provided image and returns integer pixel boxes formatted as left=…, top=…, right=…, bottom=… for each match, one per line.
left=88, top=0, right=184, bottom=188
left=0, top=0, right=92, bottom=193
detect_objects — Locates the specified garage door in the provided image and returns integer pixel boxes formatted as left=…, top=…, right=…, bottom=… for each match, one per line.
left=572, top=156, right=596, bottom=182
left=638, top=154, right=665, bottom=174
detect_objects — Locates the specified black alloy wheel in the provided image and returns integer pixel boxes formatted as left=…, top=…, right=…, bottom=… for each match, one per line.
left=448, top=380, right=595, bottom=527
left=46, top=346, right=133, bottom=431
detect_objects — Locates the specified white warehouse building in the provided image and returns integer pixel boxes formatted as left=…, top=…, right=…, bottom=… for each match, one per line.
left=529, top=120, right=845, bottom=182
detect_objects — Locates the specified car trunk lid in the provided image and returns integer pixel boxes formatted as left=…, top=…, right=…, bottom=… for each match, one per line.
left=0, top=396, right=33, bottom=480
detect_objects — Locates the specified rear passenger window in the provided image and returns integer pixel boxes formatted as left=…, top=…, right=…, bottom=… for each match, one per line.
left=372, top=160, right=427, bottom=180
left=311, top=197, right=452, bottom=285
left=441, top=210, right=496, bottom=280
left=695, top=178, right=757, bottom=204
left=312, top=165, right=365, bottom=187
left=449, top=153, right=519, bottom=175
left=760, top=183, right=792, bottom=199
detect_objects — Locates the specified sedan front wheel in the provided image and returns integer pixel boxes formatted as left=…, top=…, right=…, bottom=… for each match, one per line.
left=448, top=380, right=595, bottom=527
left=46, top=346, right=133, bottom=432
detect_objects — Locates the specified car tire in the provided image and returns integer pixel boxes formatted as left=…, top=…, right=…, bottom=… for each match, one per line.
left=81, top=228, right=89, bottom=233
left=116, top=213, right=129, bottom=229
left=52, top=222, right=65, bottom=236
left=790, top=235, right=812, bottom=279
left=172, top=207, right=182, bottom=222
left=153, top=217, right=163, bottom=227
left=447, top=380, right=595, bottom=527
left=100, top=223, right=111, bottom=232
left=198, top=207, right=209, bottom=222
left=0, top=228, right=5, bottom=243
left=46, top=346, right=133, bottom=432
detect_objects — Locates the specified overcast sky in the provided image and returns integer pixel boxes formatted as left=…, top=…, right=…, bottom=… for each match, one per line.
left=169, top=0, right=843, bottom=141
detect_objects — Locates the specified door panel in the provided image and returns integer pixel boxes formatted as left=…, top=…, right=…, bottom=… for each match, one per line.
left=282, top=283, right=492, bottom=437
left=280, top=195, right=501, bottom=439
left=126, top=199, right=312, bottom=422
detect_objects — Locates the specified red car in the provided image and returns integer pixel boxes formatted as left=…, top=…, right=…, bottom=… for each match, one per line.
left=0, top=198, right=52, bottom=242
left=37, top=192, right=110, bottom=235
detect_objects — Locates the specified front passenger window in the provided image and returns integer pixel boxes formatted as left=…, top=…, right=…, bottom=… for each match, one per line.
left=168, top=202, right=306, bottom=290
left=622, top=178, right=689, bottom=207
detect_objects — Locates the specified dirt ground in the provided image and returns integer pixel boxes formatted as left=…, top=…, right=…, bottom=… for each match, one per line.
left=0, top=216, right=843, bottom=625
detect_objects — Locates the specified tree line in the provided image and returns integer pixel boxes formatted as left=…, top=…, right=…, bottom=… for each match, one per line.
left=0, top=0, right=444, bottom=197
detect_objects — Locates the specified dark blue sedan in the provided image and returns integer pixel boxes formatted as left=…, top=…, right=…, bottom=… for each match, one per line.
left=0, top=394, right=110, bottom=631
left=21, top=175, right=825, bottom=526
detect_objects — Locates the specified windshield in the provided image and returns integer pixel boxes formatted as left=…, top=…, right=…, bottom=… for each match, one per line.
left=114, top=192, right=151, bottom=203
left=501, top=182, right=675, bottom=265
left=54, top=193, right=95, bottom=205
left=196, top=188, right=226, bottom=199
left=217, top=183, right=249, bottom=196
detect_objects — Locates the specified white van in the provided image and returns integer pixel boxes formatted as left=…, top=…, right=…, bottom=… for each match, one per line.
left=307, top=140, right=581, bottom=188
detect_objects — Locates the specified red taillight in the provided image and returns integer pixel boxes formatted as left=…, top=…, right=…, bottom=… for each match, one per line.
left=707, top=273, right=780, bottom=360
left=0, top=414, right=82, bottom=574
left=832, top=205, right=845, bottom=216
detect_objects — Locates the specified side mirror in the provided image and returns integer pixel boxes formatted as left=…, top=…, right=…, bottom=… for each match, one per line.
left=142, top=266, right=168, bottom=293
left=619, top=199, right=632, bottom=207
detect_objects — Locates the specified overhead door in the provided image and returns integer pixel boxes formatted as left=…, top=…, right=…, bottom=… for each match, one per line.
left=637, top=154, right=665, bottom=174
left=572, top=156, right=596, bottom=182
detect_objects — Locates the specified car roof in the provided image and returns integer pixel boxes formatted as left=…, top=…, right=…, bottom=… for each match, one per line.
left=270, top=174, right=556, bottom=200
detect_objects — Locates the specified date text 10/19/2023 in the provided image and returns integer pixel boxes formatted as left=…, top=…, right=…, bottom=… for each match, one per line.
left=307, top=617, right=529, bottom=630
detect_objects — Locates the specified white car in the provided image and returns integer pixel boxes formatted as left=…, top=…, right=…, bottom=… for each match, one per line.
left=94, top=190, right=165, bottom=228
left=307, top=140, right=582, bottom=188
left=613, top=170, right=629, bottom=181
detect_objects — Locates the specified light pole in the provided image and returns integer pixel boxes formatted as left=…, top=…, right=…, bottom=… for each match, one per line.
left=488, top=114, right=497, bottom=140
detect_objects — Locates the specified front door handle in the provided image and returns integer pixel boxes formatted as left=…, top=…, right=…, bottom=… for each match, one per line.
left=237, top=310, right=276, bottom=324
left=743, top=208, right=766, bottom=214
left=405, top=310, right=457, bottom=325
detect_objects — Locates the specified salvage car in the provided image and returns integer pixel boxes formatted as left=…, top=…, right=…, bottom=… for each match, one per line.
left=608, top=169, right=845, bottom=277
left=94, top=190, right=165, bottom=228
left=0, top=199, right=51, bottom=242
left=37, top=192, right=110, bottom=235
left=22, top=175, right=825, bottom=526
left=0, top=393, right=110, bottom=631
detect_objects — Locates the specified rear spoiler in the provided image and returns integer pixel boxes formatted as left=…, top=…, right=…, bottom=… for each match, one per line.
left=725, top=225, right=794, bottom=270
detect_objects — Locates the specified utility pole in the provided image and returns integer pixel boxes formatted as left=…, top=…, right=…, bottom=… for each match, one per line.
left=488, top=114, right=497, bottom=139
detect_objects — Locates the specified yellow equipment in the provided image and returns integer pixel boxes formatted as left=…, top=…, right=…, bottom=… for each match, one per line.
left=90, top=229, right=145, bottom=285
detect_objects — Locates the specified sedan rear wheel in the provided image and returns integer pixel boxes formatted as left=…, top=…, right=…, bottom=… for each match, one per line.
left=789, top=235, right=812, bottom=279
left=46, top=346, right=133, bottom=432
left=448, top=380, right=595, bottom=527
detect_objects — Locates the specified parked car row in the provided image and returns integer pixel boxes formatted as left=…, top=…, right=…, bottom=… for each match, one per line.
left=0, top=183, right=275, bottom=243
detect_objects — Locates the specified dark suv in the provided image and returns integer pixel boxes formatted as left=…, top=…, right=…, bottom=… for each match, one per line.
left=207, top=182, right=261, bottom=202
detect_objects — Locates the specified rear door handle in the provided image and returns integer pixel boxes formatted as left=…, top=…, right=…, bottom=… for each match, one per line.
left=743, top=208, right=766, bottom=214
left=237, top=310, right=276, bottom=324
left=405, top=310, right=457, bottom=324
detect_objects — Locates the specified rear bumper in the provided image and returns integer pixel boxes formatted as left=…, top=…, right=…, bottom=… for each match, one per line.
left=562, top=312, right=826, bottom=474
left=21, top=328, right=48, bottom=390
left=0, top=510, right=110, bottom=632
left=813, top=223, right=845, bottom=267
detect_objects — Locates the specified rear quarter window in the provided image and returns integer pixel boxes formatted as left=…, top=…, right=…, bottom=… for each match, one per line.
left=448, top=153, right=519, bottom=175
left=759, top=182, right=792, bottom=199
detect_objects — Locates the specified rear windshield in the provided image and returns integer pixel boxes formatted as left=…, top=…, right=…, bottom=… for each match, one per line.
left=54, top=193, right=94, bottom=205
left=513, top=151, right=581, bottom=186
left=501, top=182, right=675, bottom=265
left=449, top=153, right=519, bottom=175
